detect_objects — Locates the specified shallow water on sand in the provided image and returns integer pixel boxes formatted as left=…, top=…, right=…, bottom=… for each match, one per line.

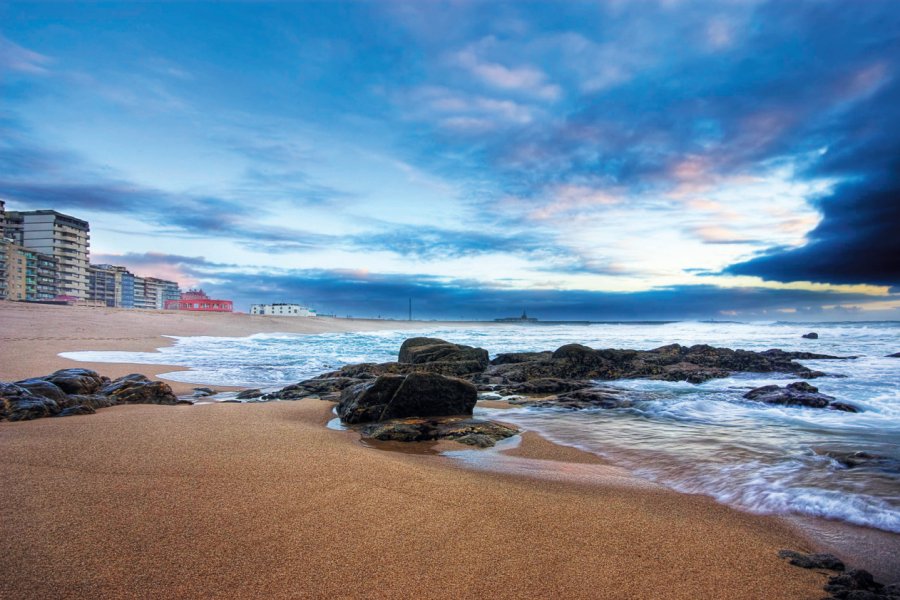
left=62, top=320, right=900, bottom=533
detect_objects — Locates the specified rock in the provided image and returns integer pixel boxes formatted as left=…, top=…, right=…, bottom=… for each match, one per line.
left=503, top=378, right=597, bottom=395
left=887, top=352, right=900, bottom=358
left=99, top=374, right=180, bottom=405
left=265, top=377, right=362, bottom=400
left=192, top=387, right=216, bottom=397
left=509, top=387, right=631, bottom=410
left=778, top=549, right=845, bottom=571
left=802, top=332, right=819, bottom=339
left=743, top=382, right=841, bottom=409
left=41, top=368, right=108, bottom=395
left=829, top=401, right=860, bottom=413
left=491, top=351, right=553, bottom=365
left=824, top=570, right=883, bottom=595
left=235, top=388, right=262, bottom=400
left=56, top=404, right=96, bottom=417
left=360, top=417, right=519, bottom=448
left=0, top=383, right=61, bottom=420
left=822, top=451, right=900, bottom=473
left=13, top=378, right=70, bottom=402
left=482, top=343, right=842, bottom=385
left=337, top=372, right=477, bottom=424
left=395, top=337, right=489, bottom=376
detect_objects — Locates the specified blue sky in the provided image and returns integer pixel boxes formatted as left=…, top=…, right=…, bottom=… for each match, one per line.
left=1, top=1, right=898, bottom=319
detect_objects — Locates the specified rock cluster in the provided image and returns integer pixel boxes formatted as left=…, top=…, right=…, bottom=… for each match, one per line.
left=1, top=369, right=188, bottom=421
left=263, top=338, right=849, bottom=417
left=778, top=550, right=899, bottom=600
left=744, top=382, right=857, bottom=412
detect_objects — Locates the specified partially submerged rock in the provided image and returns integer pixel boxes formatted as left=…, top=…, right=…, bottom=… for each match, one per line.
left=398, top=337, right=489, bottom=375
left=337, top=372, right=477, bottom=424
left=778, top=549, right=845, bottom=571
left=361, top=417, right=519, bottom=448
left=235, top=388, right=263, bottom=400
left=744, top=382, right=857, bottom=411
left=802, top=332, right=819, bottom=339
left=1, top=371, right=187, bottom=422
left=508, top=387, right=632, bottom=410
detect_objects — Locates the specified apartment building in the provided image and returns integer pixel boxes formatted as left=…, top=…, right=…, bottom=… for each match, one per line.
left=250, top=303, right=317, bottom=317
left=4, top=210, right=90, bottom=300
left=0, top=239, right=59, bottom=301
left=89, top=264, right=137, bottom=308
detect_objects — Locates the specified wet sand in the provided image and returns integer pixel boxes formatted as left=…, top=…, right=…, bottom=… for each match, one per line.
left=0, top=301, right=840, bottom=598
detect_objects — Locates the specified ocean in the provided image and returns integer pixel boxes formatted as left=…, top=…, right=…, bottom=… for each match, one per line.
left=62, top=320, right=900, bottom=534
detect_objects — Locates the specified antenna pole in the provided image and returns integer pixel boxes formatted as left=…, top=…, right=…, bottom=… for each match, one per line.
left=408, top=298, right=412, bottom=321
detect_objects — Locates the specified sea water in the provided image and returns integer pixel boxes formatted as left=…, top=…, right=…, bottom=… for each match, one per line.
left=61, top=321, right=900, bottom=533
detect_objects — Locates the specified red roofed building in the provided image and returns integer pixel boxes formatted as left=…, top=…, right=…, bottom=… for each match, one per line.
left=165, top=289, right=233, bottom=312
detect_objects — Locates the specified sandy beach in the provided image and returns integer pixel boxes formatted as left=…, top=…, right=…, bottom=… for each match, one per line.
left=0, top=302, right=846, bottom=598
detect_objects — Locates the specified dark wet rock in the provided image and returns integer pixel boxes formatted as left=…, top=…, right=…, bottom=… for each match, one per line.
left=0, top=383, right=60, bottom=420
left=502, top=378, right=597, bottom=395
left=484, top=343, right=840, bottom=385
left=192, top=387, right=216, bottom=397
left=802, top=332, right=819, bottom=339
left=824, top=570, right=883, bottom=595
left=743, top=382, right=853, bottom=410
left=399, top=337, right=489, bottom=366
left=41, top=368, right=108, bottom=395
left=235, top=388, right=263, bottom=400
left=360, top=417, right=519, bottom=448
left=491, top=351, right=553, bottom=365
left=13, top=378, right=69, bottom=402
left=823, top=451, right=900, bottom=473
left=264, top=377, right=362, bottom=401
left=337, top=372, right=477, bottom=424
left=887, top=352, right=900, bottom=358
left=65, top=394, right=118, bottom=410
left=56, top=404, right=96, bottom=417
left=99, top=374, right=180, bottom=405
left=509, top=387, right=632, bottom=410
left=778, top=549, right=845, bottom=571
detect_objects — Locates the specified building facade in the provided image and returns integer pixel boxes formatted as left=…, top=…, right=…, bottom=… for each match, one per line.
left=5, top=210, right=90, bottom=300
left=165, top=289, right=233, bottom=312
left=0, top=239, right=59, bottom=301
left=250, top=303, right=317, bottom=317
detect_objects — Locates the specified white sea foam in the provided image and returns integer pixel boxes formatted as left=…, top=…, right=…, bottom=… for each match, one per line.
left=61, top=320, right=900, bottom=531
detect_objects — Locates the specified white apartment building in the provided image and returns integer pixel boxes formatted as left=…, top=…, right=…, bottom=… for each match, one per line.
left=4, top=210, right=90, bottom=300
left=250, top=303, right=317, bottom=317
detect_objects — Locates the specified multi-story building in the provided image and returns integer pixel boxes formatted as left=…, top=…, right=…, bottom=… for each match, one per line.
left=88, top=264, right=140, bottom=308
left=4, top=210, right=90, bottom=300
left=0, top=239, right=59, bottom=301
left=250, top=303, right=317, bottom=317
left=131, top=275, right=181, bottom=310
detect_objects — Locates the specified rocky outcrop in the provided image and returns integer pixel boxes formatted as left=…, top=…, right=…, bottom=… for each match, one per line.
left=235, top=388, right=263, bottom=400
left=1, top=371, right=188, bottom=422
left=478, top=343, right=840, bottom=385
left=743, top=382, right=857, bottom=411
left=887, top=352, right=900, bottom=358
left=337, top=372, right=477, bottom=424
left=508, top=387, right=632, bottom=410
left=361, top=417, right=519, bottom=448
left=802, top=332, right=819, bottom=339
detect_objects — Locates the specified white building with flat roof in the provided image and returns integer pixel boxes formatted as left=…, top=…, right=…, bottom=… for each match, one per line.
left=250, top=303, right=316, bottom=317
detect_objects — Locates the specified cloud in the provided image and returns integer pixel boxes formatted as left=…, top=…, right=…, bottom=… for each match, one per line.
left=108, top=252, right=898, bottom=320
left=450, top=40, right=561, bottom=101
left=0, top=35, right=51, bottom=75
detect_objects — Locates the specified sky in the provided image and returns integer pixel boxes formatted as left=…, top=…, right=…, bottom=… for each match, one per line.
left=1, top=0, right=898, bottom=320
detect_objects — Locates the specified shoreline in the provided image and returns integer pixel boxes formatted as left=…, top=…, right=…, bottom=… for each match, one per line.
left=1, top=302, right=896, bottom=596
